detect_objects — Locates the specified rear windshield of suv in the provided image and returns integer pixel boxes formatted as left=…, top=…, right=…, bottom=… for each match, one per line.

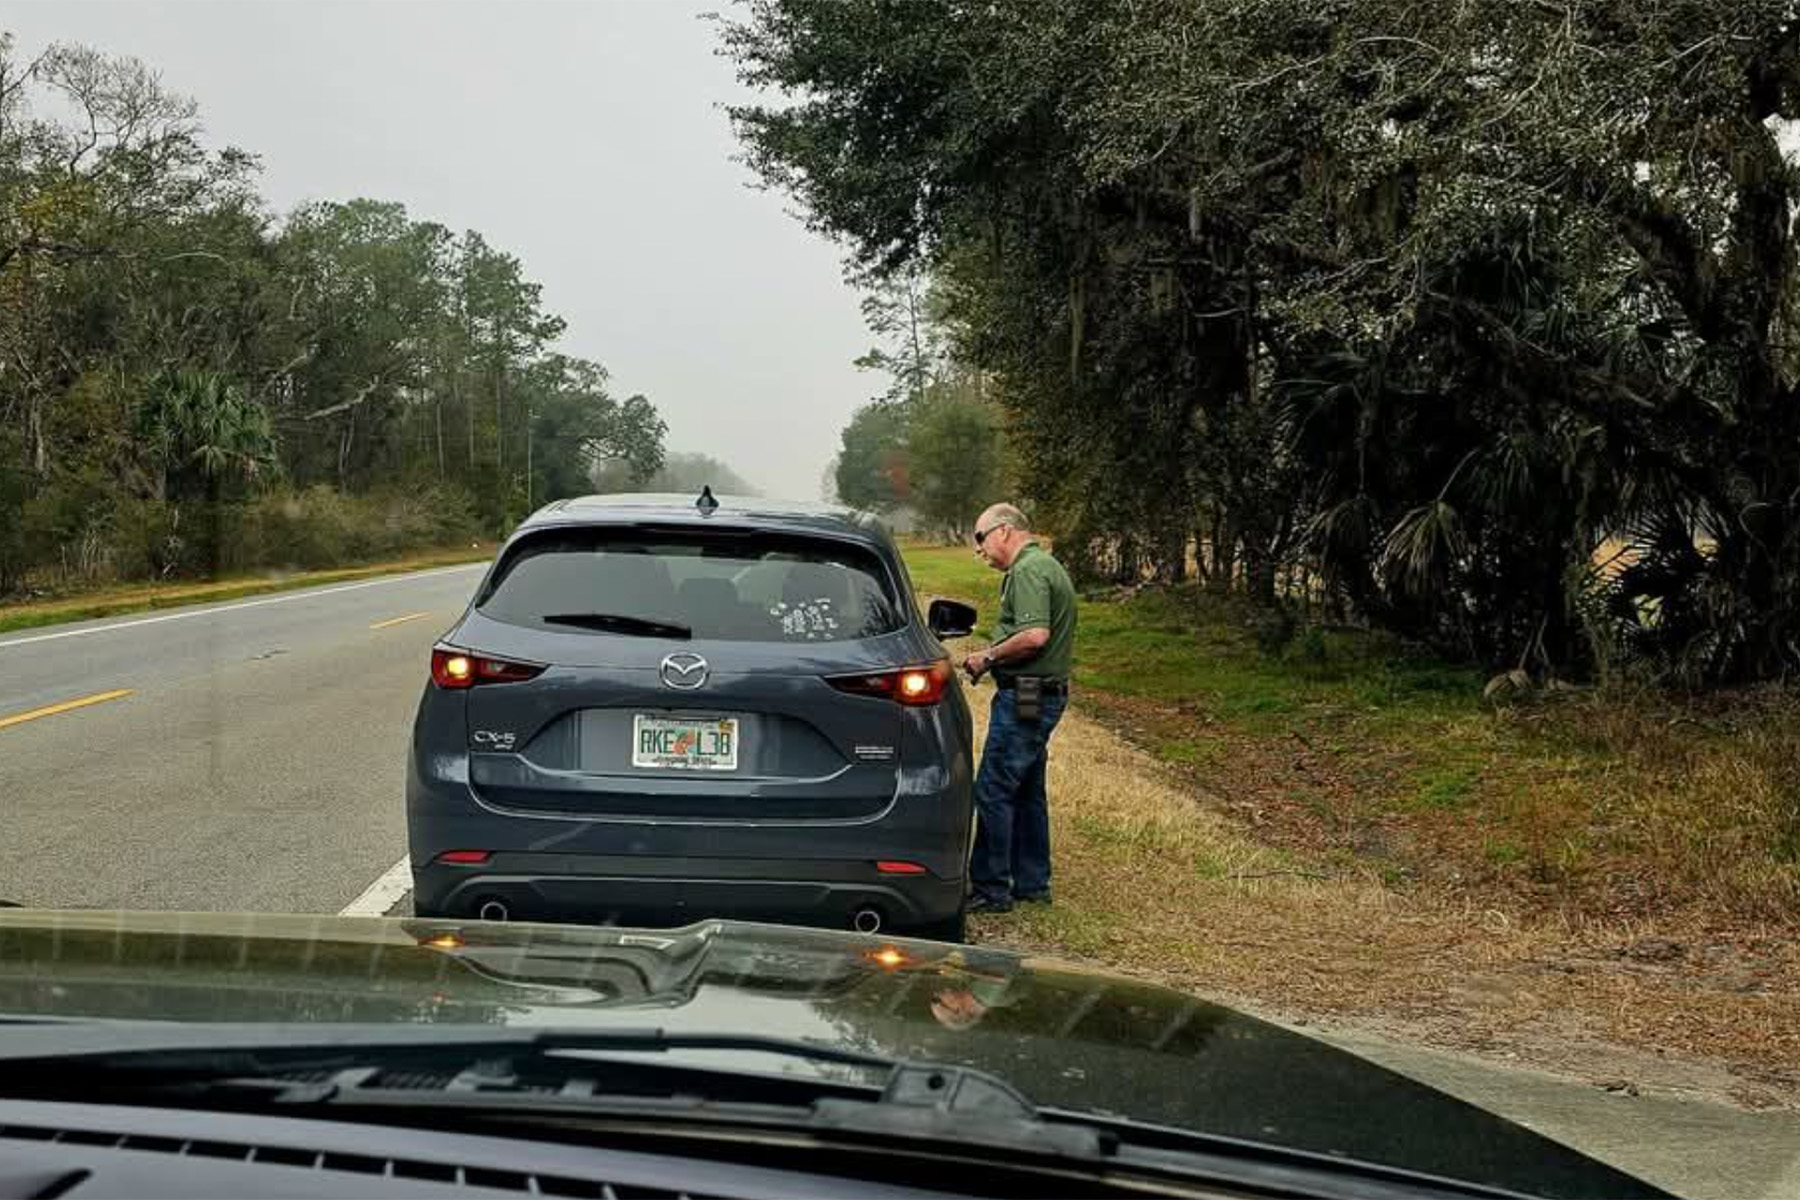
left=477, top=527, right=905, bottom=643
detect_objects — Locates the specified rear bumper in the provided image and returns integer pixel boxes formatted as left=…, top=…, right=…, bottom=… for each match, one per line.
left=406, top=685, right=975, bottom=933
left=412, top=854, right=964, bottom=930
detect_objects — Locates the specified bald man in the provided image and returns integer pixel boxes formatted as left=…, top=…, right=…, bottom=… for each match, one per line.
left=962, top=503, right=1078, bottom=914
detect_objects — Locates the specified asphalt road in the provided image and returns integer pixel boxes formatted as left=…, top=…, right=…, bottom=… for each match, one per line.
left=2, top=563, right=1795, bottom=1198
left=0, top=565, right=485, bottom=913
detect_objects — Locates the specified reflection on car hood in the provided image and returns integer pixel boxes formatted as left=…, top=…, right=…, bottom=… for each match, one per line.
left=0, top=909, right=1655, bottom=1198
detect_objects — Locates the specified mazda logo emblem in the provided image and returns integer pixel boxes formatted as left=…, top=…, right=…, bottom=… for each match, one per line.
left=659, top=653, right=709, bottom=690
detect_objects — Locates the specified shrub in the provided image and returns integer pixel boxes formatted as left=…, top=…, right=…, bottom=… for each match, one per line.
left=216, top=485, right=480, bottom=573
left=1, top=480, right=481, bottom=600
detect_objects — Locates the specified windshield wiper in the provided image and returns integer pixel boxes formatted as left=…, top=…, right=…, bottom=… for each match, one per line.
left=0, top=1024, right=1069, bottom=1152
left=539, top=612, right=692, bottom=638
left=0, top=1023, right=883, bottom=1075
left=0, top=1023, right=1549, bottom=1199
left=0, top=1024, right=940, bottom=1108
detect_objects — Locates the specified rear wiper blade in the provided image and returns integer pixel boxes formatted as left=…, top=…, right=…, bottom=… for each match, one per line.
left=540, top=612, right=691, bottom=639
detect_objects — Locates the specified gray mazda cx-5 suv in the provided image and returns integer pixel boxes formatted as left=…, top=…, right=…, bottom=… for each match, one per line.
left=407, top=490, right=978, bottom=940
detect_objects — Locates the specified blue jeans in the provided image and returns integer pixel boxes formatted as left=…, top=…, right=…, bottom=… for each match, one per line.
left=971, top=687, right=1068, bottom=904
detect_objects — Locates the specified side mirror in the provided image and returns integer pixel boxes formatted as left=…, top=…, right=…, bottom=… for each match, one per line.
left=927, top=598, right=977, bottom=640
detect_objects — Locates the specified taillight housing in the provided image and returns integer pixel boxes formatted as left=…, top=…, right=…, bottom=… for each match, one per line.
left=827, top=660, right=952, bottom=706
left=430, top=646, right=545, bottom=689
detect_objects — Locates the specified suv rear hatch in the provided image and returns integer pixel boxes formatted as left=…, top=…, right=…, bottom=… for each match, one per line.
left=454, top=524, right=931, bottom=821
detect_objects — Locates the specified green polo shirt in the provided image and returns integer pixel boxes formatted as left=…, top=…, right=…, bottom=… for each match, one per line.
left=994, top=542, right=1077, bottom=684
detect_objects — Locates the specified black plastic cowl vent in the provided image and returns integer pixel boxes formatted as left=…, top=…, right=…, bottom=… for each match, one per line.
left=0, top=1123, right=711, bottom=1199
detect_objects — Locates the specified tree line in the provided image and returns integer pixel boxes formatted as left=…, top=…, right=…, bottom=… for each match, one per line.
left=723, top=0, right=1800, bottom=686
left=0, top=35, right=667, bottom=595
left=594, top=450, right=759, bottom=496
left=828, top=271, right=1006, bottom=541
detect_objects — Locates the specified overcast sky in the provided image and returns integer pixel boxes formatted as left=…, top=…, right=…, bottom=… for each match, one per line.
left=3, top=0, right=870, bottom=499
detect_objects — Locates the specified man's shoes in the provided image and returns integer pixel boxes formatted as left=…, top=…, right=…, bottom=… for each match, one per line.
left=968, top=894, right=1014, bottom=916
left=1016, top=891, right=1052, bottom=906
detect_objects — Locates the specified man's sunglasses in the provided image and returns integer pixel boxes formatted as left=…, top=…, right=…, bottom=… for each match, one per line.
left=974, top=523, right=1007, bottom=547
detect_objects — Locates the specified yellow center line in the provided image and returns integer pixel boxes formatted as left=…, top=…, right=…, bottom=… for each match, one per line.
left=0, top=689, right=134, bottom=732
left=370, top=611, right=433, bottom=631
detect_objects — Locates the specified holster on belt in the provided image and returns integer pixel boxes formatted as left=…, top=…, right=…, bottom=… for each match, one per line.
left=1014, top=675, right=1044, bottom=722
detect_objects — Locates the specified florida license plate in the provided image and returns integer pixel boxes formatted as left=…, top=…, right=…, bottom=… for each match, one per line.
left=631, top=715, right=740, bottom=771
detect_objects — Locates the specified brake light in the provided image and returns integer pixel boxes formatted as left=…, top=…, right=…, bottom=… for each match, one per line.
left=876, top=860, right=928, bottom=875
left=437, top=850, right=491, bottom=865
left=827, top=660, right=952, bottom=706
left=430, top=647, right=544, bottom=689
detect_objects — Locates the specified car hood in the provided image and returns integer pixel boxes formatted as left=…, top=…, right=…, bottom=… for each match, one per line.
left=0, top=909, right=1658, bottom=1198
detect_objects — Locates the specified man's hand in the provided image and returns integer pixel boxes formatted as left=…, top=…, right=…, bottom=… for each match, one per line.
left=963, top=650, right=991, bottom=681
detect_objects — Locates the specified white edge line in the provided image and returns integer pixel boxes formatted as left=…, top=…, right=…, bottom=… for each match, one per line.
left=0, top=563, right=486, bottom=652
left=339, top=856, right=413, bottom=917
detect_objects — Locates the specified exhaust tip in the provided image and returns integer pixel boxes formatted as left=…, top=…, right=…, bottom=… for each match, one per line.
left=852, top=907, right=883, bottom=934
left=477, top=899, right=510, bottom=922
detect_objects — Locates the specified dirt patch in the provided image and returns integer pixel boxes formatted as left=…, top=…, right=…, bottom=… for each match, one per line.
left=965, top=698, right=1800, bottom=1110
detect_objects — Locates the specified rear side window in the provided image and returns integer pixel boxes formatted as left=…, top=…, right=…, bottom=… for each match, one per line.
left=477, top=528, right=904, bottom=643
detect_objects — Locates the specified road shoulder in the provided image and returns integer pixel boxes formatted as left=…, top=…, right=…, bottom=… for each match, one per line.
left=1304, top=1020, right=1800, bottom=1200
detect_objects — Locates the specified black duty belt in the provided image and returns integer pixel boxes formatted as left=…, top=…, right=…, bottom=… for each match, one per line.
left=995, top=677, right=1068, bottom=694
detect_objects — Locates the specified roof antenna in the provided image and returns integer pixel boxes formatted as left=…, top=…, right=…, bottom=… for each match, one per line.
left=695, top=485, right=719, bottom=517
